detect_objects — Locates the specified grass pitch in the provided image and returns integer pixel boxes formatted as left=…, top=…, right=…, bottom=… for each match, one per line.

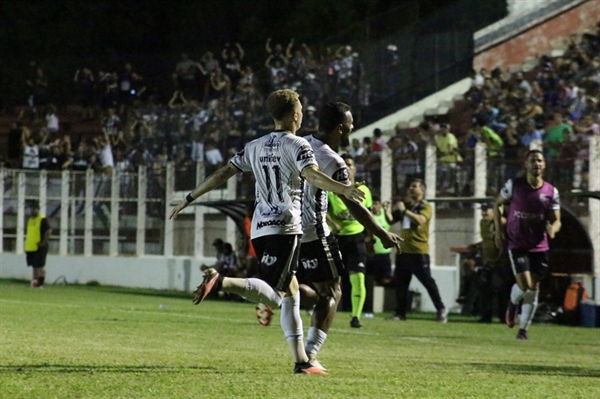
left=1, top=279, right=599, bottom=399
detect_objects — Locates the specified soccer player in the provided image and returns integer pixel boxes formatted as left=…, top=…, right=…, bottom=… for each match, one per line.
left=493, top=149, right=561, bottom=340
left=169, top=89, right=365, bottom=374
left=295, top=102, right=402, bottom=370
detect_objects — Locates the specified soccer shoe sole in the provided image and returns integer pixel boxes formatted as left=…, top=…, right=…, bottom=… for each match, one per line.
left=255, top=303, right=273, bottom=327
left=192, top=270, right=220, bottom=305
left=505, top=305, right=518, bottom=328
left=294, top=365, right=329, bottom=375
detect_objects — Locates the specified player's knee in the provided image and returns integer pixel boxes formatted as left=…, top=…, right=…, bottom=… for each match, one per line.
left=522, top=289, right=538, bottom=304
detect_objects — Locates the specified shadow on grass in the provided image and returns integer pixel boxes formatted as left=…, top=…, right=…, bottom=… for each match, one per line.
left=0, top=364, right=218, bottom=374
left=466, top=362, right=600, bottom=378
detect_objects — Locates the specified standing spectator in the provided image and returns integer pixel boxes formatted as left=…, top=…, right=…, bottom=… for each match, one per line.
left=7, top=122, right=25, bottom=168
left=493, top=150, right=561, bottom=340
left=74, top=67, right=95, bottom=121
left=26, top=67, right=49, bottom=114
left=327, top=154, right=373, bottom=328
left=102, top=107, right=121, bottom=137
left=221, top=43, right=245, bottom=87
left=25, top=201, right=52, bottom=288
left=389, top=179, right=447, bottom=322
left=94, top=133, right=114, bottom=174
left=390, top=135, right=421, bottom=196
left=44, top=105, right=59, bottom=136
left=203, top=139, right=224, bottom=175
left=435, top=123, right=462, bottom=194
left=118, top=63, right=144, bottom=114
left=173, top=53, right=199, bottom=99
left=544, top=112, right=572, bottom=183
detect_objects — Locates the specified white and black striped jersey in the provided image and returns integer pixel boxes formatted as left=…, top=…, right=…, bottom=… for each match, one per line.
left=229, top=130, right=318, bottom=239
left=301, top=135, right=350, bottom=243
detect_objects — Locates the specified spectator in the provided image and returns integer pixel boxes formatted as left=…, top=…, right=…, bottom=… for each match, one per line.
left=520, top=119, right=543, bottom=148
left=300, top=105, right=318, bottom=136
left=435, top=123, right=462, bottom=194
left=7, top=122, right=25, bottom=168
left=44, top=105, right=59, bottom=136
left=94, top=133, right=114, bottom=174
left=173, top=53, right=199, bottom=99
left=74, top=67, right=95, bottom=121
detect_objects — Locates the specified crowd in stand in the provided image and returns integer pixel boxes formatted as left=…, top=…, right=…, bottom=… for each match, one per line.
left=3, top=26, right=600, bottom=201
left=350, top=25, right=600, bottom=199
left=3, top=39, right=366, bottom=188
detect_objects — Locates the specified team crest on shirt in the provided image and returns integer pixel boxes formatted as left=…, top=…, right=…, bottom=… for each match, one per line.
left=263, top=136, right=281, bottom=150
left=260, top=204, right=283, bottom=217
left=539, top=193, right=548, bottom=203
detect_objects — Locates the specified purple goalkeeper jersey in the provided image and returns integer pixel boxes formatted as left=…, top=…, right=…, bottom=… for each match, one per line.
left=500, top=177, right=560, bottom=252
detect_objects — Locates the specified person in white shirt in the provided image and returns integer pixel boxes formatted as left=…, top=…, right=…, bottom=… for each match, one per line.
left=169, top=89, right=366, bottom=375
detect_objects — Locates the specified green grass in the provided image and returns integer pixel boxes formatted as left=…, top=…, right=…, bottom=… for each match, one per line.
left=1, top=279, right=599, bottom=399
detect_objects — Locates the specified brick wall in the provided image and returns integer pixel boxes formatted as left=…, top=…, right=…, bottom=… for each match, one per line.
left=474, top=0, right=599, bottom=71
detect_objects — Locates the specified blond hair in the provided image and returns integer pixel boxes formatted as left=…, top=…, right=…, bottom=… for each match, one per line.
left=266, top=89, right=299, bottom=121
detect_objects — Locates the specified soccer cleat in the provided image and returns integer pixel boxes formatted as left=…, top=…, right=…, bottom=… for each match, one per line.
left=192, top=268, right=222, bottom=305
left=505, top=302, right=518, bottom=328
left=293, top=362, right=329, bottom=375
left=436, top=308, right=448, bottom=323
left=516, top=329, right=528, bottom=340
left=255, top=303, right=273, bottom=327
left=308, top=354, right=327, bottom=372
left=31, top=280, right=39, bottom=288
left=350, top=316, right=363, bottom=328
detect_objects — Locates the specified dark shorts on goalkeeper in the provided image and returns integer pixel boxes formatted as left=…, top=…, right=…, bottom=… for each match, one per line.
left=297, top=234, right=344, bottom=285
left=252, top=234, right=301, bottom=292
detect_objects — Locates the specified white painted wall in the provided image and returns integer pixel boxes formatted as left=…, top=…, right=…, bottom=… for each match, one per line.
left=0, top=253, right=216, bottom=293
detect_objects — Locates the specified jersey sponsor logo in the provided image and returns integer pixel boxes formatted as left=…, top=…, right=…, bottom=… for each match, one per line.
left=296, top=146, right=314, bottom=162
left=263, top=136, right=281, bottom=150
left=259, top=155, right=281, bottom=163
left=513, top=211, right=543, bottom=220
left=301, top=258, right=318, bottom=270
left=259, top=205, right=282, bottom=217
left=256, top=219, right=287, bottom=229
left=261, top=254, right=278, bottom=266
left=333, top=167, right=349, bottom=182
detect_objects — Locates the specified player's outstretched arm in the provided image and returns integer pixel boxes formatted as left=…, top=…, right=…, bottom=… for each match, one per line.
left=302, top=165, right=365, bottom=202
left=341, top=197, right=403, bottom=252
left=169, top=164, right=238, bottom=220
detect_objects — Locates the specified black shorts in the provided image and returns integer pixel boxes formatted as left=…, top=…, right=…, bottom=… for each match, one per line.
left=336, top=233, right=367, bottom=273
left=26, top=250, right=47, bottom=268
left=297, top=234, right=345, bottom=285
left=508, top=250, right=549, bottom=278
left=367, top=253, right=392, bottom=281
left=252, top=234, right=301, bottom=292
